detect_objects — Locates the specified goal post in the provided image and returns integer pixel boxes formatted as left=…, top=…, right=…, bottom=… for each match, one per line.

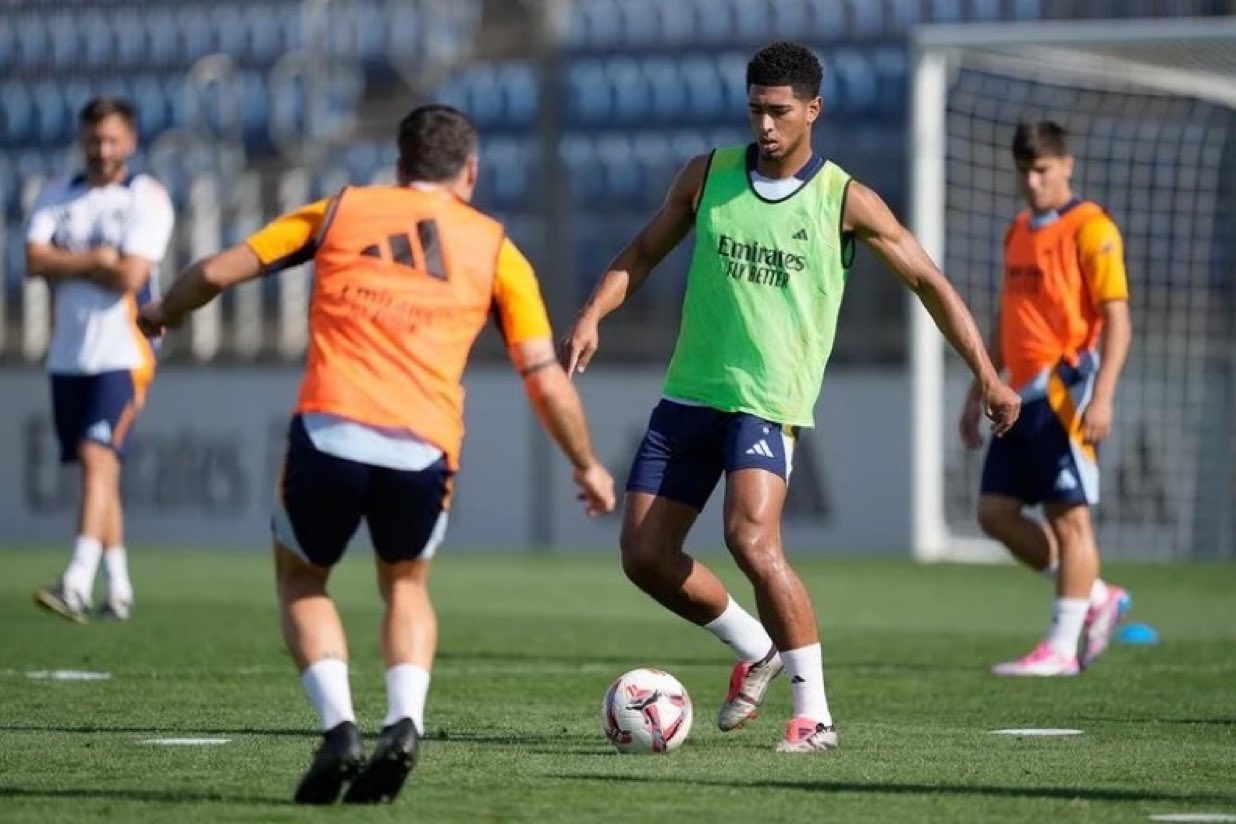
left=908, top=17, right=1236, bottom=562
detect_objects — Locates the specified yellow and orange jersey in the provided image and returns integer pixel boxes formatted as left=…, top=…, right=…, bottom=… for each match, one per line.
left=245, top=185, right=552, bottom=468
left=1000, top=199, right=1128, bottom=392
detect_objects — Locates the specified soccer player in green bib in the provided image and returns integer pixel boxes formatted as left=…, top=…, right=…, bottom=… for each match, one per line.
left=561, top=42, right=1021, bottom=753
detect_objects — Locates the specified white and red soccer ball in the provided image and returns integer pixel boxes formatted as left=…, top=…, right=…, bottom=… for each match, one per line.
left=601, top=668, right=693, bottom=754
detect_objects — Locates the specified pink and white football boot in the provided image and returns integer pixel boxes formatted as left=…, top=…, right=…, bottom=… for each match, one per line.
left=991, top=642, right=1080, bottom=677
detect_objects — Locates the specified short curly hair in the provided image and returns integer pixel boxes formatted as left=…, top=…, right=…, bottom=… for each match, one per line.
left=746, top=42, right=823, bottom=100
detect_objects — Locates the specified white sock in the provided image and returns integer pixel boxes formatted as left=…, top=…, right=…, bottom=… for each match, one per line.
left=702, top=597, right=774, bottom=662
left=384, top=664, right=431, bottom=733
left=301, top=659, right=356, bottom=731
left=103, top=547, right=133, bottom=603
left=62, top=535, right=103, bottom=599
left=1089, top=578, right=1109, bottom=606
left=1045, top=598, right=1090, bottom=659
left=780, top=643, right=833, bottom=725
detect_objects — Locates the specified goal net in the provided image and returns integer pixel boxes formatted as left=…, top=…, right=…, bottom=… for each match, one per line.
left=908, top=17, right=1236, bottom=562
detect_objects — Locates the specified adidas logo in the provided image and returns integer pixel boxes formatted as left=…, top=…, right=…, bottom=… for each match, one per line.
left=791, top=228, right=808, bottom=241
left=1054, top=468, right=1078, bottom=491
left=790, top=675, right=806, bottom=684
left=85, top=420, right=113, bottom=444
left=745, top=438, right=775, bottom=458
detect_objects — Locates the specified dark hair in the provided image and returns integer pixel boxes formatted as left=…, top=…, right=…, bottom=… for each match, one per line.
left=79, top=96, right=138, bottom=130
left=1012, top=120, right=1069, bottom=161
left=746, top=42, right=823, bottom=100
left=397, top=105, right=478, bottom=182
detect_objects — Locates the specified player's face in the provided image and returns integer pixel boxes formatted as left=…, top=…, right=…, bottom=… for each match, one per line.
left=80, top=115, right=137, bottom=182
left=1015, top=154, right=1074, bottom=212
left=747, top=85, right=820, bottom=163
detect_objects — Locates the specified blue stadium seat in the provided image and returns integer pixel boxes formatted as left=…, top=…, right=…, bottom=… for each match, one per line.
left=13, top=14, right=47, bottom=72
left=927, top=0, right=964, bottom=24
left=243, top=4, right=287, bottom=64
left=29, top=81, right=67, bottom=145
left=810, top=1, right=846, bottom=38
left=884, top=0, right=921, bottom=32
left=831, top=49, right=877, bottom=114
left=0, top=81, right=33, bottom=145
left=565, top=61, right=610, bottom=126
left=145, top=8, right=180, bottom=67
left=692, top=0, right=735, bottom=44
left=607, top=57, right=646, bottom=126
left=766, top=0, right=810, bottom=37
left=681, top=56, right=724, bottom=123
left=641, top=57, right=684, bottom=124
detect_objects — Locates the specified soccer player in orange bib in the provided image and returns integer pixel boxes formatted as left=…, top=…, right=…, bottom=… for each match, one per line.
left=959, top=121, right=1133, bottom=677
left=138, top=106, right=615, bottom=804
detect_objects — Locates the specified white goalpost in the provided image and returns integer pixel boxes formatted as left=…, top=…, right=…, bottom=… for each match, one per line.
left=908, top=17, right=1236, bottom=562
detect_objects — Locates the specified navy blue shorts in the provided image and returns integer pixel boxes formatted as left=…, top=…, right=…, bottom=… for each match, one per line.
left=50, top=371, right=139, bottom=464
left=625, top=400, right=795, bottom=511
left=980, top=366, right=1098, bottom=507
left=272, top=416, right=454, bottom=567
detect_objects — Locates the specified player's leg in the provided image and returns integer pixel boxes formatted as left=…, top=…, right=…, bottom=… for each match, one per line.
left=97, top=373, right=141, bottom=619
left=35, top=375, right=111, bottom=622
left=722, top=446, right=836, bottom=753
left=273, top=415, right=367, bottom=804
left=621, top=402, right=778, bottom=731
left=976, top=494, right=1057, bottom=573
left=342, top=459, right=451, bottom=805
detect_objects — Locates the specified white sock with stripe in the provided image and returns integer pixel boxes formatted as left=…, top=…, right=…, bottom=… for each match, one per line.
left=781, top=643, right=833, bottom=725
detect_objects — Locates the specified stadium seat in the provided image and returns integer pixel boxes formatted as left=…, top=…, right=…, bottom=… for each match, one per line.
left=0, top=82, right=33, bottom=146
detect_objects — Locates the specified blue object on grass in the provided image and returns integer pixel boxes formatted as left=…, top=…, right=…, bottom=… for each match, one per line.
left=1117, top=623, right=1159, bottom=645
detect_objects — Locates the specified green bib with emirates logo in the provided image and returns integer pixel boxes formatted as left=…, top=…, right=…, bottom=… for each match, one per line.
left=662, top=144, right=852, bottom=427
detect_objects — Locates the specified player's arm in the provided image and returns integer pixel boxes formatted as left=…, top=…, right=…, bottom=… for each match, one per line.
left=1078, top=216, right=1132, bottom=443
left=23, top=184, right=119, bottom=283
left=559, top=153, right=708, bottom=376
left=91, top=180, right=177, bottom=293
left=843, top=180, right=1020, bottom=435
left=495, top=238, right=615, bottom=516
left=960, top=305, right=1005, bottom=448
left=137, top=198, right=326, bottom=337
left=25, top=243, right=120, bottom=283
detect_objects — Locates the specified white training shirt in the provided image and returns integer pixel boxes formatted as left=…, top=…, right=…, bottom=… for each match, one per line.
left=26, top=173, right=175, bottom=375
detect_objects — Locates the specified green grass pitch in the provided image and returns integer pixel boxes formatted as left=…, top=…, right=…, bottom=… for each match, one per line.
left=1, top=547, right=1234, bottom=822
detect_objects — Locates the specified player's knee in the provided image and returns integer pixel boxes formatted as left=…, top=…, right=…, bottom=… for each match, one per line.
left=1048, top=505, right=1092, bottom=549
left=723, top=522, right=779, bottom=580
left=976, top=499, right=1015, bottom=540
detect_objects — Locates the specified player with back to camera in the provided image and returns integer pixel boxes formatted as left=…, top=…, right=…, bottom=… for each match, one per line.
left=960, top=120, right=1133, bottom=677
left=560, top=42, right=1021, bottom=752
left=28, top=97, right=175, bottom=623
left=138, top=105, right=616, bottom=804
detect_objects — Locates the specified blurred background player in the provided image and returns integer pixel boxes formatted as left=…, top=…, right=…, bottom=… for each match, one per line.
left=28, top=97, right=175, bottom=623
left=138, top=105, right=615, bottom=804
left=959, top=120, right=1133, bottom=677
left=561, top=42, right=1020, bottom=753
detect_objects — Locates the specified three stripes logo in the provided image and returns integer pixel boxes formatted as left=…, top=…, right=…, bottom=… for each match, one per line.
left=745, top=438, right=775, bottom=458
left=791, top=228, right=808, bottom=241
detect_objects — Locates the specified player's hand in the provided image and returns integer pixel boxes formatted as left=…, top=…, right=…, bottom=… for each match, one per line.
left=559, top=313, right=600, bottom=378
left=136, top=299, right=177, bottom=338
left=1081, top=394, right=1114, bottom=444
left=573, top=462, right=616, bottom=517
left=90, top=246, right=120, bottom=269
left=959, top=392, right=984, bottom=449
left=982, top=381, right=1021, bottom=438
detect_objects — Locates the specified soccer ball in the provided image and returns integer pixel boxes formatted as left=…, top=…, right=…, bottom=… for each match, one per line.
left=601, top=668, right=693, bottom=754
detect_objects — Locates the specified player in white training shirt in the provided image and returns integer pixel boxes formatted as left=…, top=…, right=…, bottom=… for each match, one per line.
left=27, top=97, right=175, bottom=622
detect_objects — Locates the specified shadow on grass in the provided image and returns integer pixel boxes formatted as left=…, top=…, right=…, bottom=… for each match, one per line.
left=553, top=773, right=1236, bottom=805
left=0, top=786, right=287, bottom=807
